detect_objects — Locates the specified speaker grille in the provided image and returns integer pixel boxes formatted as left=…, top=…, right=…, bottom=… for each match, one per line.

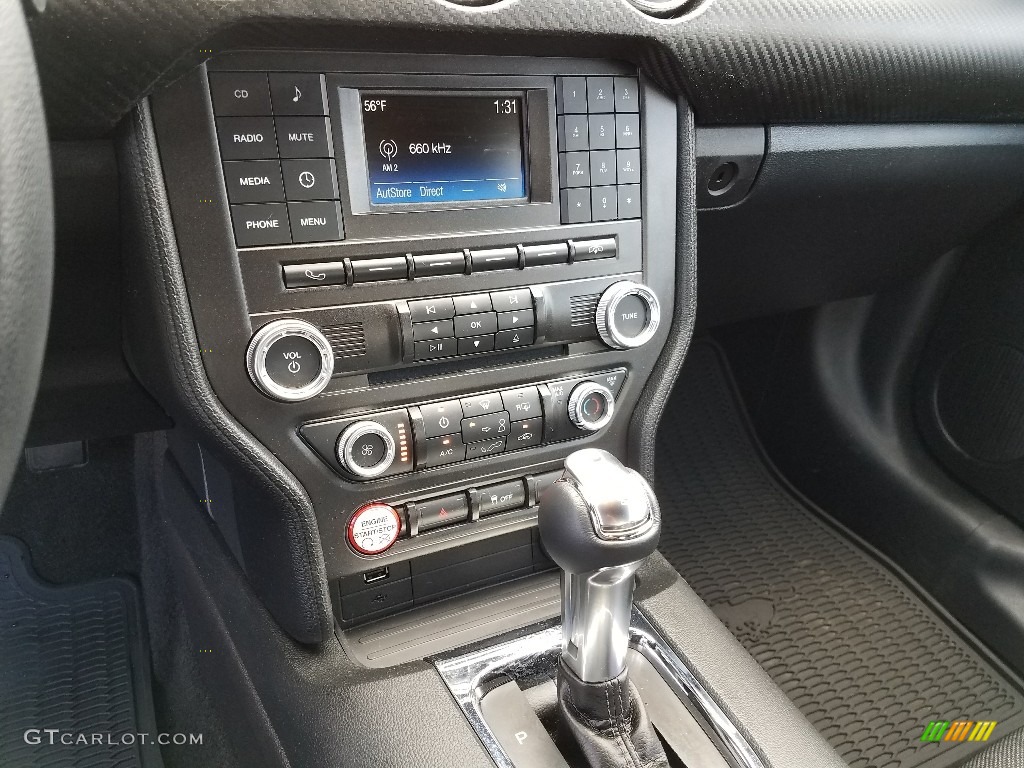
left=570, top=294, right=600, bottom=329
left=323, top=322, right=366, bottom=360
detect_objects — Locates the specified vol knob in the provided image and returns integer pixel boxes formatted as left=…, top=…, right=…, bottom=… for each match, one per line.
left=595, top=281, right=661, bottom=350
left=246, top=319, right=334, bottom=402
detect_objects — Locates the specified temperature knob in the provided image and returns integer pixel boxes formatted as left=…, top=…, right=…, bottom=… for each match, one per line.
left=337, top=421, right=397, bottom=480
left=595, top=281, right=661, bottom=350
left=246, top=319, right=334, bottom=402
left=568, top=382, right=616, bottom=432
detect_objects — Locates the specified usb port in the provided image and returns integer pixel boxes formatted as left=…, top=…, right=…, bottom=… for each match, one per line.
left=362, top=566, right=390, bottom=585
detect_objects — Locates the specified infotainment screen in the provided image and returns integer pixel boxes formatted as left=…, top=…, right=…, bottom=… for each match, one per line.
left=359, top=92, right=527, bottom=206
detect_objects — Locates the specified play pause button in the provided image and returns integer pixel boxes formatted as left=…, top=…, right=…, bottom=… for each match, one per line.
left=413, top=337, right=457, bottom=361
left=458, top=335, right=496, bottom=355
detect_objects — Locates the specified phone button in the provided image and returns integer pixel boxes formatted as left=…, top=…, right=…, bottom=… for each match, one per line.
left=282, top=261, right=348, bottom=289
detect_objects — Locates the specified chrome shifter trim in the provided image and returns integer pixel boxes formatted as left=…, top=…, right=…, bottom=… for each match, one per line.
left=561, top=562, right=639, bottom=682
left=434, top=608, right=765, bottom=768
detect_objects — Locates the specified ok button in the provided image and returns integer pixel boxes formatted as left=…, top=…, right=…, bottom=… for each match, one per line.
left=454, top=312, right=498, bottom=338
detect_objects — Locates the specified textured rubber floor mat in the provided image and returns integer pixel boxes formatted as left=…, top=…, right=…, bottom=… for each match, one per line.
left=655, top=343, right=1024, bottom=768
left=0, top=536, right=161, bottom=768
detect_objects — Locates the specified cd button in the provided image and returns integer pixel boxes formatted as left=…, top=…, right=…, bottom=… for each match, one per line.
left=470, top=247, right=519, bottom=272
left=490, top=289, right=532, bottom=313
left=209, top=73, right=272, bottom=116
left=457, top=335, right=495, bottom=355
left=495, top=327, right=535, bottom=350
left=409, top=297, right=455, bottom=322
left=276, top=116, right=332, bottom=158
left=454, top=312, right=498, bottom=338
left=454, top=293, right=493, bottom=315
left=497, top=309, right=534, bottom=330
left=412, top=319, right=455, bottom=341
left=414, top=252, right=466, bottom=277
left=351, top=256, right=408, bottom=283
left=269, top=72, right=327, bottom=116
left=419, top=400, right=464, bottom=437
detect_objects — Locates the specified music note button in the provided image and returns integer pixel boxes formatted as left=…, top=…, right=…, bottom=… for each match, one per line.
left=269, top=73, right=327, bottom=116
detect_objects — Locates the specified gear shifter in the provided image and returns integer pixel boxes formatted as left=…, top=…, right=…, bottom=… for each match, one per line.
left=539, top=449, right=668, bottom=768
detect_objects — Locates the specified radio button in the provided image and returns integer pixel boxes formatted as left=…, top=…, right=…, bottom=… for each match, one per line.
left=217, top=116, right=278, bottom=160
left=281, top=158, right=338, bottom=201
left=478, top=480, right=527, bottom=517
left=288, top=201, right=343, bottom=244
left=454, top=293, right=493, bottom=315
left=209, top=73, right=272, bottom=116
left=231, top=203, right=290, bottom=247
left=522, top=243, right=569, bottom=266
left=223, top=160, right=284, bottom=204
left=569, top=237, right=617, bottom=262
left=462, top=411, right=511, bottom=443
left=414, top=252, right=466, bottom=277
left=500, top=386, right=542, bottom=420
left=420, top=435, right=466, bottom=468
left=351, top=256, right=407, bottom=283
left=490, top=289, right=532, bottom=313
left=508, top=417, right=543, bottom=450
left=454, top=312, right=498, bottom=338
left=497, top=309, right=534, bottom=330
left=409, top=297, right=455, bottom=322
left=412, top=319, right=455, bottom=341
left=275, top=116, right=332, bottom=158
left=461, top=392, right=503, bottom=418
left=470, top=247, right=519, bottom=272
left=414, top=338, right=457, bottom=361
left=419, top=400, right=464, bottom=438
left=495, top=327, right=535, bottom=350
left=282, top=261, right=348, bottom=288
left=466, top=438, right=507, bottom=460
left=269, top=72, right=327, bottom=116
left=457, top=335, right=495, bottom=355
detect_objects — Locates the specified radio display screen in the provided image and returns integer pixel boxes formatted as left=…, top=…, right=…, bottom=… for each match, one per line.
left=359, top=92, right=527, bottom=206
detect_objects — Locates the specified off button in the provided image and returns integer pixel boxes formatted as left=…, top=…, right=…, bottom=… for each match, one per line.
left=263, top=335, right=323, bottom=390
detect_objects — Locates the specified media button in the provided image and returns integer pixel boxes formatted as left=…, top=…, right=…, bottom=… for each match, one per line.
left=288, top=201, right=343, bottom=244
left=490, top=289, right=532, bottom=313
left=281, top=158, right=338, bottom=201
left=409, top=298, right=455, bottom=322
left=350, top=256, right=408, bottom=282
left=419, top=400, right=464, bottom=437
left=209, top=73, right=272, bottom=116
left=454, top=293, right=493, bottom=315
left=495, top=327, right=535, bottom=350
left=282, top=261, right=348, bottom=288
left=222, top=160, right=284, bottom=204
left=457, top=335, right=495, bottom=355
left=269, top=72, right=327, bottom=116
left=217, top=116, right=278, bottom=160
left=412, top=319, right=455, bottom=341
left=470, top=247, right=519, bottom=272
left=231, top=203, right=290, bottom=247
left=275, top=116, right=332, bottom=158
left=454, top=312, right=498, bottom=338
left=414, top=252, right=466, bottom=277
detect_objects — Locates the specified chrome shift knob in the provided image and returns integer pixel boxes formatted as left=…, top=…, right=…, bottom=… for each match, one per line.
left=538, top=449, right=661, bottom=683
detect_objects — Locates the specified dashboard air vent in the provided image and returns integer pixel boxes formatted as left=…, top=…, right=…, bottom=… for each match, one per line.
left=626, top=0, right=705, bottom=19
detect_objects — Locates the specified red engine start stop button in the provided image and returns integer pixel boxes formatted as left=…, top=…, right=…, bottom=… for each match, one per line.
left=347, top=503, right=402, bottom=555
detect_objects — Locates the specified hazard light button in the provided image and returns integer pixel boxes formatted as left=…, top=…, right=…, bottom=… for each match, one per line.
left=347, top=503, right=403, bottom=556
left=413, top=493, right=470, bottom=534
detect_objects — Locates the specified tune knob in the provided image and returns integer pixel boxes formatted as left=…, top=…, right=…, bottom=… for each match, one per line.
left=568, top=382, right=616, bottom=432
left=337, top=421, right=398, bottom=480
left=595, top=281, right=661, bottom=350
left=246, top=319, right=334, bottom=402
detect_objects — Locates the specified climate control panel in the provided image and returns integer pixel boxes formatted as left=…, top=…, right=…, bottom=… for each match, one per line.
left=299, top=369, right=626, bottom=482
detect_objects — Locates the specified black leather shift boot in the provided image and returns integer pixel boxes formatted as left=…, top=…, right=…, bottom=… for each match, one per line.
left=557, top=658, right=669, bottom=768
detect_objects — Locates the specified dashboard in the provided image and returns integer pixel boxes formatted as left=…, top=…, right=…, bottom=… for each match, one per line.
left=150, top=52, right=678, bottom=625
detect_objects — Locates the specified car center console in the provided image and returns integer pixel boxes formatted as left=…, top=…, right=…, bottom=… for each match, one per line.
left=149, top=52, right=678, bottom=627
